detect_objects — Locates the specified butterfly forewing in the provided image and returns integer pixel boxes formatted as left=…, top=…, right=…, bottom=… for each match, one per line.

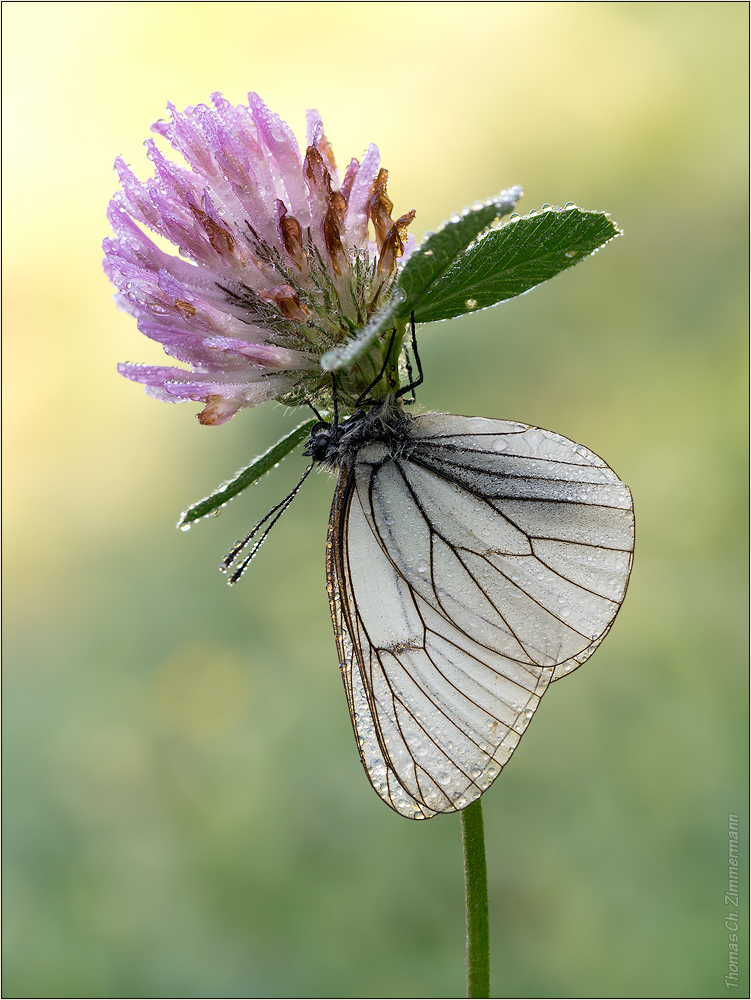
left=327, top=413, right=634, bottom=819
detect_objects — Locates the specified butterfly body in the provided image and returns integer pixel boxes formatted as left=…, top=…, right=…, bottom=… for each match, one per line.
left=317, top=399, right=634, bottom=819
left=304, top=395, right=414, bottom=468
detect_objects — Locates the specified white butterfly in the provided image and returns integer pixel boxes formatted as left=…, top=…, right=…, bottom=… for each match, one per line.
left=306, top=397, right=634, bottom=820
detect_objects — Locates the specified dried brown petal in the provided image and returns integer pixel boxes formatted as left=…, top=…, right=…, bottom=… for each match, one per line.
left=276, top=200, right=306, bottom=269
left=323, top=205, right=347, bottom=276
left=367, top=168, right=395, bottom=246
left=377, top=209, right=416, bottom=277
left=316, top=130, right=337, bottom=178
left=303, top=145, right=332, bottom=197
left=197, top=396, right=241, bottom=426
left=174, top=299, right=197, bottom=318
left=258, top=284, right=310, bottom=322
left=189, top=203, right=237, bottom=257
left=330, top=189, right=348, bottom=224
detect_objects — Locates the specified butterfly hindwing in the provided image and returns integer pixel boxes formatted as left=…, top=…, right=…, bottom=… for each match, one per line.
left=327, top=413, right=634, bottom=819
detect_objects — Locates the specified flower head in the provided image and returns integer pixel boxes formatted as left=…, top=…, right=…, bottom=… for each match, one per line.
left=104, top=93, right=415, bottom=424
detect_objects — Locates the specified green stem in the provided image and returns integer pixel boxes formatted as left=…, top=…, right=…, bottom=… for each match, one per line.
left=461, top=798, right=490, bottom=998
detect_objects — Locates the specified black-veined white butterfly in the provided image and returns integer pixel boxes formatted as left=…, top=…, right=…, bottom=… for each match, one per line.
left=222, top=336, right=634, bottom=820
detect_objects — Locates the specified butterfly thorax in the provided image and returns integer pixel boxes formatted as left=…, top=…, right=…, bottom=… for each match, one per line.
left=304, top=396, right=414, bottom=470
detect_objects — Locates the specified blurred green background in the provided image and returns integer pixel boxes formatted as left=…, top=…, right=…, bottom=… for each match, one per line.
left=3, top=2, right=747, bottom=997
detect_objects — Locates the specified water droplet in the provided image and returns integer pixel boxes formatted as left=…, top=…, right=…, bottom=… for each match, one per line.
left=492, top=439, right=507, bottom=451
left=416, top=560, right=429, bottom=574
left=565, top=250, right=577, bottom=258
left=465, top=298, right=478, bottom=309
left=180, top=523, right=191, bottom=532
left=541, top=203, right=550, bottom=211
left=574, top=445, right=587, bottom=456
left=564, top=202, right=576, bottom=210
left=422, top=249, right=433, bottom=256
left=508, top=213, right=519, bottom=220
left=471, top=764, right=482, bottom=778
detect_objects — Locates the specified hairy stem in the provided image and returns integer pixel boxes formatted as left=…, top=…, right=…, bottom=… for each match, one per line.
left=461, top=798, right=490, bottom=998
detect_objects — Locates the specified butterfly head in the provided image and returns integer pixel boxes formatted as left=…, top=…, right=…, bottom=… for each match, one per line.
left=303, top=420, right=347, bottom=466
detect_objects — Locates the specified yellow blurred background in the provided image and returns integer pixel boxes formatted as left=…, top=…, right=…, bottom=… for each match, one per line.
left=3, top=2, right=747, bottom=997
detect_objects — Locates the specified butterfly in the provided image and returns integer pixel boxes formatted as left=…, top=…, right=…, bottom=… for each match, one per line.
left=223, top=396, right=634, bottom=819
left=220, top=324, right=634, bottom=820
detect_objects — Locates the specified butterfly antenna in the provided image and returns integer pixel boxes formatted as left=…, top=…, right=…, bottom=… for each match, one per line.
left=395, top=312, right=424, bottom=400
left=354, top=326, right=399, bottom=409
left=220, top=462, right=314, bottom=584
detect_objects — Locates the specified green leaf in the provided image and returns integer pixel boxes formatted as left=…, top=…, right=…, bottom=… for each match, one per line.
left=412, top=206, right=620, bottom=325
left=177, top=418, right=316, bottom=528
left=397, top=186, right=523, bottom=313
left=321, top=187, right=522, bottom=373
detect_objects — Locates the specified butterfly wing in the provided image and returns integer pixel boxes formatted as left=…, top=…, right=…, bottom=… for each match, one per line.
left=327, top=413, right=634, bottom=819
